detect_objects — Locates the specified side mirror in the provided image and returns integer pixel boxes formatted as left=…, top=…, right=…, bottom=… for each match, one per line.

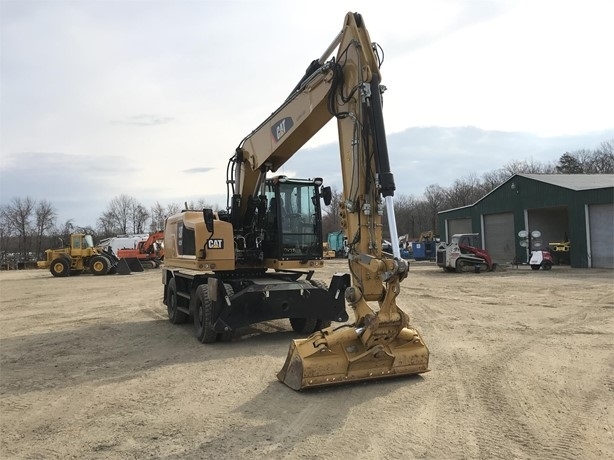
left=203, top=208, right=214, bottom=233
left=321, top=186, right=332, bottom=206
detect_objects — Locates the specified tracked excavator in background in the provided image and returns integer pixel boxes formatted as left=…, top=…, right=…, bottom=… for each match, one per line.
left=162, top=12, right=429, bottom=390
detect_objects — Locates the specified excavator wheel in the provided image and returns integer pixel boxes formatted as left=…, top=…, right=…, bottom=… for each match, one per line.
left=288, top=280, right=333, bottom=334
left=166, top=277, right=188, bottom=324
left=312, top=279, right=332, bottom=330
left=290, top=317, right=319, bottom=334
left=50, top=258, right=70, bottom=277
left=194, top=284, right=217, bottom=343
left=90, top=255, right=110, bottom=275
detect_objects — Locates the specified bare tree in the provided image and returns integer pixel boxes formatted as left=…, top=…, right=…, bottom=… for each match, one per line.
left=481, top=169, right=509, bottom=192
left=423, top=184, right=446, bottom=232
left=556, top=150, right=591, bottom=173
left=98, top=195, right=149, bottom=235
left=4, top=197, right=35, bottom=261
left=499, top=158, right=556, bottom=176
left=97, top=211, right=117, bottom=237
left=131, top=203, right=149, bottom=234
left=150, top=202, right=165, bottom=232
left=321, top=187, right=343, bottom=236
left=34, top=200, right=57, bottom=259
left=184, top=199, right=218, bottom=211
left=593, top=140, right=614, bottom=173
left=393, top=194, right=419, bottom=238
left=0, top=205, right=15, bottom=266
left=444, top=174, right=485, bottom=209
left=148, top=202, right=182, bottom=233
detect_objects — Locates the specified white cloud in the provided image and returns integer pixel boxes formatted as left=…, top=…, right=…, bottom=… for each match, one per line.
left=1, top=0, right=613, bottom=226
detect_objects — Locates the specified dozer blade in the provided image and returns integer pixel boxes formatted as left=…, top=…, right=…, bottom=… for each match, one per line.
left=115, top=258, right=132, bottom=275
left=277, top=326, right=429, bottom=390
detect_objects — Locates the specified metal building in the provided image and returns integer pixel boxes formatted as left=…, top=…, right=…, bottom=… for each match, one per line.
left=437, top=174, right=614, bottom=268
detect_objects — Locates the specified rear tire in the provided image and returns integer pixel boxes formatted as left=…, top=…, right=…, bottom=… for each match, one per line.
left=90, top=255, right=110, bottom=275
left=542, top=263, right=552, bottom=271
left=194, top=284, right=217, bottom=343
left=50, top=258, right=70, bottom=277
left=290, top=317, right=319, bottom=334
left=167, top=278, right=188, bottom=324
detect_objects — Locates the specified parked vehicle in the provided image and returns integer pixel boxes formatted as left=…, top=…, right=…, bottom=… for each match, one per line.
left=37, top=233, right=127, bottom=277
left=437, top=233, right=495, bottom=273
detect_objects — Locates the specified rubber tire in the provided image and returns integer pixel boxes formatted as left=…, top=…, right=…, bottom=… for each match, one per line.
left=50, top=258, right=70, bottom=277
left=290, top=317, right=319, bottom=334
left=310, top=279, right=331, bottom=330
left=166, top=278, right=188, bottom=324
left=194, top=284, right=217, bottom=343
left=542, top=264, right=552, bottom=271
left=531, top=265, right=540, bottom=271
left=90, top=255, right=110, bottom=275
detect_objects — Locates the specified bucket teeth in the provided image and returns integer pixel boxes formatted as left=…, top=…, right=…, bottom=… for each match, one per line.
left=277, top=327, right=430, bottom=390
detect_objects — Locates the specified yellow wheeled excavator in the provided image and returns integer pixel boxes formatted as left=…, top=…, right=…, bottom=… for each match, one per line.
left=162, top=12, right=429, bottom=390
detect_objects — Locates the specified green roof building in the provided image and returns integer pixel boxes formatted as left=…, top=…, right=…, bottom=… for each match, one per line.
left=437, top=174, right=614, bottom=268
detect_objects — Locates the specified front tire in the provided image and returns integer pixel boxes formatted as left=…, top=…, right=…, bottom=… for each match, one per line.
left=50, top=258, right=70, bottom=277
left=90, top=255, right=110, bottom=275
left=290, top=317, right=319, bottom=334
left=167, top=278, right=188, bottom=324
left=531, top=265, right=540, bottom=270
left=194, top=284, right=217, bottom=343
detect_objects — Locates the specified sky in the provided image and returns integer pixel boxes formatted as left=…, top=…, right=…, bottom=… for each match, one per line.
left=1, top=0, right=613, bottom=228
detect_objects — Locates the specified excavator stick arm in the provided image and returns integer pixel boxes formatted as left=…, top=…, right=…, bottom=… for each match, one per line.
left=276, top=13, right=430, bottom=389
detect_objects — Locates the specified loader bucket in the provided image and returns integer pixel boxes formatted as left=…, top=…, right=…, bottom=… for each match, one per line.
left=115, top=258, right=132, bottom=275
left=277, top=326, right=430, bottom=390
left=123, top=258, right=144, bottom=272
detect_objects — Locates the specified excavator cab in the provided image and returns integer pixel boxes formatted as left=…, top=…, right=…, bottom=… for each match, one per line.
left=262, top=176, right=324, bottom=262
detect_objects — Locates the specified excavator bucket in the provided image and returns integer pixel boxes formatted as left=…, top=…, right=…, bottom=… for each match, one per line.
left=123, top=258, right=144, bottom=272
left=115, top=258, right=133, bottom=275
left=277, top=325, right=430, bottom=390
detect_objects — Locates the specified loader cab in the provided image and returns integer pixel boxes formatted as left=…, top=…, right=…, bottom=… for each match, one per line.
left=71, top=234, right=94, bottom=256
left=263, top=176, right=324, bottom=261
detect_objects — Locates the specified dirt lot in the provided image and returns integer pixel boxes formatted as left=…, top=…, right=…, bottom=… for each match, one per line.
left=1, top=261, right=613, bottom=459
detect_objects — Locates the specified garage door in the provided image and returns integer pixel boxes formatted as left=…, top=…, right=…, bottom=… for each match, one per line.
left=447, top=218, right=472, bottom=241
left=484, top=212, right=515, bottom=264
left=589, top=203, right=614, bottom=268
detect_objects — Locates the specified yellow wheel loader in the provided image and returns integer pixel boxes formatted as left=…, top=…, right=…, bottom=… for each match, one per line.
left=37, top=233, right=128, bottom=276
left=162, top=12, right=429, bottom=390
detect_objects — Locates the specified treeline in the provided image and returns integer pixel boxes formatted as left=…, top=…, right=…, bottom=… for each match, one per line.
left=322, top=141, right=614, bottom=237
left=0, top=196, right=216, bottom=266
left=1, top=141, right=612, bottom=265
